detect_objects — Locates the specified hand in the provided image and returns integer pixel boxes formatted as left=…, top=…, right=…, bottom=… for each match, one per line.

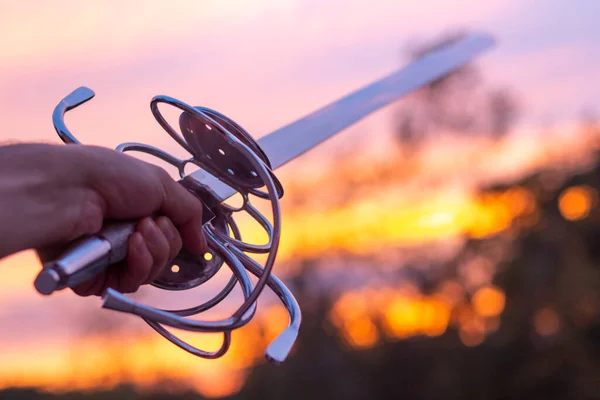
left=0, top=143, right=208, bottom=296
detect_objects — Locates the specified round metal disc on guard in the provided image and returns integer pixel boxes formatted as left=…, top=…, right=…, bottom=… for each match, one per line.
left=196, top=107, right=272, bottom=169
left=151, top=209, right=228, bottom=291
left=152, top=250, right=222, bottom=291
left=179, top=109, right=283, bottom=197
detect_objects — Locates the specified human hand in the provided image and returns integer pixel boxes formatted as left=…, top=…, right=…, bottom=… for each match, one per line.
left=0, top=143, right=208, bottom=296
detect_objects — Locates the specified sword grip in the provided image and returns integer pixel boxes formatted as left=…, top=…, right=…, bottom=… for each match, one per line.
left=34, top=220, right=136, bottom=295
left=33, top=176, right=220, bottom=296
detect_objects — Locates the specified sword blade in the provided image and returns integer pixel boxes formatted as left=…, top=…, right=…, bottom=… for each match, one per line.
left=191, top=32, right=495, bottom=201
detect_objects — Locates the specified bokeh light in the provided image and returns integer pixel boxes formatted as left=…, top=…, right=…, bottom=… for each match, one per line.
left=559, top=185, right=597, bottom=221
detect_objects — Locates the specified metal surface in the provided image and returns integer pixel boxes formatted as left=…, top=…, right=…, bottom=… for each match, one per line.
left=43, top=90, right=296, bottom=363
left=35, top=31, right=496, bottom=364
left=192, top=32, right=495, bottom=202
left=35, top=236, right=111, bottom=294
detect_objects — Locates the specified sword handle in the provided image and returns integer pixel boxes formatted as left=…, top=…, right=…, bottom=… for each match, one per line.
left=33, top=179, right=218, bottom=296
left=34, top=220, right=136, bottom=295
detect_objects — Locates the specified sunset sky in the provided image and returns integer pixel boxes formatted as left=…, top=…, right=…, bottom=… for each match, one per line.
left=0, top=0, right=599, bottom=397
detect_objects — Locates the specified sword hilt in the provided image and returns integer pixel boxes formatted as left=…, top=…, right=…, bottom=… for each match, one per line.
left=34, top=199, right=218, bottom=295
left=38, top=86, right=301, bottom=364
left=35, top=221, right=133, bottom=295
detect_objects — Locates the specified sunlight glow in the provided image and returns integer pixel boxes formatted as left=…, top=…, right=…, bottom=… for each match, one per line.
left=344, top=317, right=380, bottom=348
left=330, top=284, right=494, bottom=349
left=0, top=326, right=266, bottom=398
left=559, top=185, right=596, bottom=221
left=472, top=285, right=506, bottom=318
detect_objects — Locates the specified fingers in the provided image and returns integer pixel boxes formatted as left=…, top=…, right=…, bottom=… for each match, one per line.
left=70, top=216, right=183, bottom=296
left=118, top=231, right=153, bottom=293
left=155, top=171, right=208, bottom=255
left=63, top=146, right=209, bottom=296
left=179, top=214, right=208, bottom=255
left=83, top=150, right=208, bottom=257
left=118, top=217, right=183, bottom=293
left=71, top=270, right=108, bottom=297
left=153, top=217, right=182, bottom=275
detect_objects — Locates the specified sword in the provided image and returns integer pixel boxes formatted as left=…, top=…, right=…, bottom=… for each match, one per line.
left=33, top=32, right=495, bottom=363
left=193, top=32, right=495, bottom=202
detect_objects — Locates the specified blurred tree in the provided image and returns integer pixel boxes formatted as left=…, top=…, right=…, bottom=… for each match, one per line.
left=394, top=31, right=520, bottom=150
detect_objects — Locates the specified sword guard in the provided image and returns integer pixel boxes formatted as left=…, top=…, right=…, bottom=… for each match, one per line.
left=150, top=96, right=284, bottom=200
left=37, top=86, right=301, bottom=364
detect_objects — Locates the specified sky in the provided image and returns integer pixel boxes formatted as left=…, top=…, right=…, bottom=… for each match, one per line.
left=0, top=0, right=598, bottom=146
left=0, top=0, right=599, bottom=397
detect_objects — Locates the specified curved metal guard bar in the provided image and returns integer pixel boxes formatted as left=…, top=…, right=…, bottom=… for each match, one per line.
left=150, top=96, right=285, bottom=200
left=52, top=86, right=95, bottom=144
left=37, top=33, right=497, bottom=366
left=42, top=86, right=301, bottom=364
left=146, top=96, right=284, bottom=323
